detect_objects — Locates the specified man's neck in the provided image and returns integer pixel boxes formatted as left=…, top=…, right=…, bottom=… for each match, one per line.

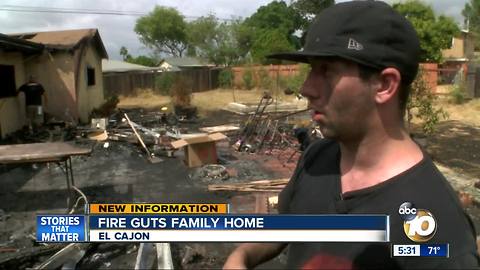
left=338, top=127, right=423, bottom=194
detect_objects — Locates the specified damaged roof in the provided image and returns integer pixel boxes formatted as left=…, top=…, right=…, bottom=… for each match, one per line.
left=0, top=33, right=44, bottom=54
left=9, top=28, right=108, bottom=58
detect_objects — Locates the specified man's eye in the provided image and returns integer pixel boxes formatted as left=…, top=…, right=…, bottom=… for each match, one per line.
left=323, top=66, right=334, bottom=77
left=315, top=65, right=328, bottom=74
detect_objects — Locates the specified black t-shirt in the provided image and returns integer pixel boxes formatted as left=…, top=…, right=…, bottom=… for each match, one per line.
left=278, top=139, right=480, bottom=269
left=19, top=82, right=45, bottom=106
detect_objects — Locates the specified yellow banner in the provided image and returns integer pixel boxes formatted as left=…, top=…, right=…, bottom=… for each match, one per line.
left=89, top=203, right=228, bottom=214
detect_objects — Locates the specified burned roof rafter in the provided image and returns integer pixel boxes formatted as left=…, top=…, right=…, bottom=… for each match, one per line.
left=0, top=33, right=44, bottom=54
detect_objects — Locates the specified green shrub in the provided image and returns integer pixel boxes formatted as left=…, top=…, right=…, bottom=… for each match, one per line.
left=156, top=72, right=175, bottom=95
left=284, top=64, right=310, bottom=95
left=449, top=70, right=467, bottom=104
left=257, top=67, right=272, bottom=90
left=449, top=85, right=466, bottom=104
left=242, top=68, right=254, bottom=90
left=170, top=76, right=192, bottom=107
left=407, top=68, right=448, bottom=135
left=218, top=69, right=234, bottom=88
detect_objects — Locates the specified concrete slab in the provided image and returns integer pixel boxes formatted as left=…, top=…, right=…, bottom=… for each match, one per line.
left=224, top=99, right=308, bottom=115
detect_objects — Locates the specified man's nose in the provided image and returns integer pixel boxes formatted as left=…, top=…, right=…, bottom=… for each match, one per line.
left=300, top=71, right=321, bottom=100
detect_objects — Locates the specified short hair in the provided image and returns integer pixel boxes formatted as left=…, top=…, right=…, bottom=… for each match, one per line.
left=357, top=64, right=411, bottom=117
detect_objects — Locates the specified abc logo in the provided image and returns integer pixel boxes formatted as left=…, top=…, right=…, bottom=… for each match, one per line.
left=398, top=202, right=437, bottom=242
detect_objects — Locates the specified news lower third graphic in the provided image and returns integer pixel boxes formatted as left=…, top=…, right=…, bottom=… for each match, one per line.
left=87, top=215, right=389, bottom=242
left=36, top=203, right=390, bottom=243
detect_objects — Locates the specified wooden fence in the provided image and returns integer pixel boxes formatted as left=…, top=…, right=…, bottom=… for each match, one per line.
left=231, top=65, right=300, bottom=88
left=103, top=68, right=224, bottom=97
left=103, top=71, right=156, bottom=97
left=103, top=63, right=480, bottom=98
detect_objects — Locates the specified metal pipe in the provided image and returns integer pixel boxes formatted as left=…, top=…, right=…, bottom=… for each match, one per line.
left=271, top=108, right=309, bottom=120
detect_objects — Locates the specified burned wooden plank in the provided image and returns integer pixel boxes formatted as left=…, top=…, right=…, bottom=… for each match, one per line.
left=35, top=243, right=91, bottom=269
left=208, top=178, right=289, bottom=192
left=0, top=244, right=64, bottom=269
left=199, top=125, right=240, bottom=134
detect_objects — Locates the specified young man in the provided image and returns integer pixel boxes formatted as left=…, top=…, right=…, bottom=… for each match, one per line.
left=224, top=1, right=479, bottom=269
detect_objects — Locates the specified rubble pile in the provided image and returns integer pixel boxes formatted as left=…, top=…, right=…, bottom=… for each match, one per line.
left=234, top=95, right=322, bottom=155
left=0, top=99, right=381, bottom=270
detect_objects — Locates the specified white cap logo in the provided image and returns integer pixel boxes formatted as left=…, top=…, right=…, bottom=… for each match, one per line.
left=347, top=38, right=364, bottom=50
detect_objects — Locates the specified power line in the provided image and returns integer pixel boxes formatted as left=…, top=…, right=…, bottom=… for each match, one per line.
left=0, top=5, right=236, bottom=21
left=0, top=6, right=145, bottom=16
left=1, top=4, right=145, bottom=14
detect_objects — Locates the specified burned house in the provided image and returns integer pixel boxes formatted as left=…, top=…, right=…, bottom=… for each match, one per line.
left=0, top=33, right=44, bottom=138
left=0, top=29, right=108, bottom=138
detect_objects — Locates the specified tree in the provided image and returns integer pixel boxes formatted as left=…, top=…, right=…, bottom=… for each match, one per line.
left=120, top=46, right=130, bottom=61
left=134, top=6, right=188, bottom=57
left=118, top=47, right=158, bottom=67
left=187, top=15, right=225, bottom=65
left=291, top=0, right=334, bottom=18
left=250, top=29, right=295, bottom=64
left=236, top=1, right=303, bottom=63
left=245, top=1, right=303, bottom=50
left=185, top=15, right=249, bottom=66
left=231, top=20, right=256, bottom=63
left=128, top=55, right=157, bottom=67
left=463, top=0, right=480, bottom=49
left=291, top=0, right=334, bottom=37
left=245, top=1, right=299, bottom=32
left=393, top=0, right=459, bottom=62
left=187, top=15, right=218, bottom=49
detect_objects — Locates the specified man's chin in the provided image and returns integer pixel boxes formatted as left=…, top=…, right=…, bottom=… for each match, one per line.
left=318, top=126, right=336, bottom=139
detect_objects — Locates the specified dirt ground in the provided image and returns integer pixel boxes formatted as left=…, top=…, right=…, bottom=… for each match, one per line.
left=118, top=88, right=299, bottom=117
left=0, top=87, right=479, bottom=269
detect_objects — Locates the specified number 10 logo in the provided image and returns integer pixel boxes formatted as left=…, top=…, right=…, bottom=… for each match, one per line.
left=399, top=202, right=437, bottom=242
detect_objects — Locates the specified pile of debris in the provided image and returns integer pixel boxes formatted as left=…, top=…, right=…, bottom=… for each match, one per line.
left=77, top=108, right=185, bottom=164
left=233, top=94, right=322, bottom=155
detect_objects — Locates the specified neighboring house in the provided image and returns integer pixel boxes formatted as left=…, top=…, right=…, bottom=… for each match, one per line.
left=0, top=33, right=44, bottom=138
left=158, top=57, right=213, bottom=71
left=442, top=30, right=475, bottom=62
left=102, top=59, right=160, bottom=73
left=440, top=29, right=475, bottom=83
left=158, top=57, right=223, bottom=92
left=9, top=29, right=108, bottom=125
left=102, top=59, right=161, bottom=97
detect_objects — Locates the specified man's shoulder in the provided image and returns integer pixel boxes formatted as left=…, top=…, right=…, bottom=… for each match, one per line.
left=18, top=83, right=28, bottom=90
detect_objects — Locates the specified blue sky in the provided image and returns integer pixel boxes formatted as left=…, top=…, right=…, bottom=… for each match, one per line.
left=0, top=0, right=469, bottom=60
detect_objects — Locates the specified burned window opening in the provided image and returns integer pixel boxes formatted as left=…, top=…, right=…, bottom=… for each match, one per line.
left=0, top=64, right=17, bottom=98
left=87, top=66, right=95, bottom=86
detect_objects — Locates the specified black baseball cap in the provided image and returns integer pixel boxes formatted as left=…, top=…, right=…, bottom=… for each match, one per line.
left=268, top=0, right=421, bottom=84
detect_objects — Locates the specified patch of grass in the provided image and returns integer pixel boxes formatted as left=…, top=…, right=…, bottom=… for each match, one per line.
left=449, top=84, right=466, bottom=104
left=118, top=89, right=171, bottom=110
left=118, top=88, right=298, bottom=117
left=436, top=96, right=480, bottom=127
left=192, top=88, right=297, bottom=117
left=407, top=84, right=480, bottom=128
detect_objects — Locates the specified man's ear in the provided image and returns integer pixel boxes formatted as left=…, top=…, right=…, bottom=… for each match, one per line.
left=374, top=68, right=401, bottom=104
